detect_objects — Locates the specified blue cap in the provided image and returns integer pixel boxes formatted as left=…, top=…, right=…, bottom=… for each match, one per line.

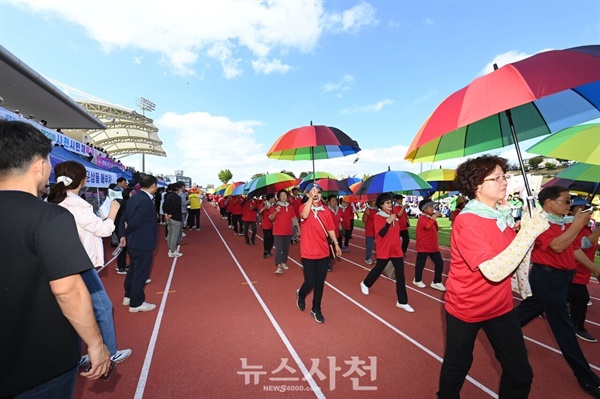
left=571, top=197, right=589, bottom=207
left=304, top=183, right=323, bottom=193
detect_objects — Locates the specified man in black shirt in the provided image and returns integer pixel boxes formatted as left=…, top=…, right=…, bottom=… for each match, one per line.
left=0, top=121, right=110, bottom=398
left=163, top=183, right=184, bottom=257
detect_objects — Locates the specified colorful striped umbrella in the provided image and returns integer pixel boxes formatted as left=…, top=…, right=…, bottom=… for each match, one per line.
left=314, top=178, right=353, bottom=196
left=214, top=183, right=229, bottom=195
left=223, top=181, right=244, bottom=197
left=231, top=183, right=249, bottom=196
left=341, top=176, right=362, bottom=187
left=299, top=171, right=336, bottom=190
left=527, top=123, right=600, bottom=165
left=245, top=173, right=297, bottom=196
left=556, top=163, right=600, bottom=183
left=356, top=169, right=432, bottom=196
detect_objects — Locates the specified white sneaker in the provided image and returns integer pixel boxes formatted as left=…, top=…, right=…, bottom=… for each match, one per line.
left=274, top=267, right=283, bottom=275
left=182, top=232, right=186, bottom=237
left=129, top=302, right=157, bottom=313
left=110, top=349, right=132, bottom=363
left=412, top=279, right=426, bottom=288
left=281, top=263, right=289, bottom=270
left=430, top=282, right=447, bottom=292
left=122, top=297, right=130, bottom=306
left=145, top=279, right=151, bottom=284
left=365, top=259, right=373, bottom=265
left=360, top=281, right=369, bottom=295
left=168, top=251, right=183, bottom=258
left=396, top=302, right=414, bottom=313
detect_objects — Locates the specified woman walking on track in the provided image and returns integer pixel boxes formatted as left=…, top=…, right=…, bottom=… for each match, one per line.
left=438, top=155, right=549, bottom=399
left=270, top=189, right=299, bottom=275
left=296, top=184, right=341, bottom=323
left=359, top=193, right=414, bottom=313
left=258, top=193, right=276, bottom=258
left=241, top=196, right=258, bottom=245
left=362, top=199, right=377, bottom=265
left=412, top=198, right=446, bottom=291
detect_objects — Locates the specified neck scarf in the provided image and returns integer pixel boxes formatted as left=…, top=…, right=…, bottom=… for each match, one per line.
left=339, top=204, right=347, bottom=211
left=328, top=205, right=338, bottom=215
left=277, top=201, right=289, bottom=208
left=546, top=213, right=573, bottom=230
left=377, top=209, right=395, bottom=225
left=460, top=199, right=515, bottom=232
left=311, top=205, right=325, bottom=218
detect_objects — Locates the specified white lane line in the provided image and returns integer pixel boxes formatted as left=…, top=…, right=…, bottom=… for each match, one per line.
left=204, top=210, right=326, bottom=399
left=134, top=248, right=181, bottom=399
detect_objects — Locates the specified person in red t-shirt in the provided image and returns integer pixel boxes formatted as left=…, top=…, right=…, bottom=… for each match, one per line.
left=339, top=197, right=354, bottom=252
left=258, top=194, right=276, bottom=258
left=393, top=194, right=410, bottom=255
left=517, top=186, right=600, bottom=396
left=241, top=196, right=259, bottom=245
left=450, top=196, right=466, bottom=226
left=289, top=187, right=302, bottom=244
left=567, top=198, right=600, bottom=343
left=362, top=200, right=377, bottom=265
left=231, top=195, right=244, bottom=235
left=296, top=184, right=341, bottom=324
left=413, top=199, right=446, bottom=291
left=225, top=197, right=234, bottom=228
left=440, top=155, right=549, bottom=399
left=359, top=193, right=413, bottom=313
left=325, top=194, right=342, bottom=271
left=270, top=189, right=299, bottom=275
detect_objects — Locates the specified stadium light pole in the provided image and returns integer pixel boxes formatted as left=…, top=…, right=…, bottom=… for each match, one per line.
left=136, top=97, right=156, bottom=173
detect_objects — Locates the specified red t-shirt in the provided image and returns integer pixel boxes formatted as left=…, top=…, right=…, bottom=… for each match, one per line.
left=532, top=222, right=581, bottom=270
left=364, top=208, right=376, bottom=237
left=327, top=207, right=342, bottom=238
left=231, top=197, right=243, bottom=215
left=260, top=205, right=276, bottom=230
left=290, top=196, right=302, bottom=219
left=339, top=206, right=353, bottom=230
left=373, top=212, right=402, bottom=259
left=226, top=198, right=233, bottom=213
left=272, top=202, right=296, bottom=236
left=393, top=205, right=409, bottom=231
left=241, top=199, right=258, bottom=222
left=416, top=214, right=439, bottom=253
left=218, top=197, right=226, bottom=209
left=444, top=213, right=516, bottom=323
left=573, top=226, right=597, bottom=285
left=299, top=204, right=335, bottom=259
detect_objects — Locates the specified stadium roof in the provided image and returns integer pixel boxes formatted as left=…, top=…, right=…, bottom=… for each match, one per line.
left=0, top=45, right=105, bottom=130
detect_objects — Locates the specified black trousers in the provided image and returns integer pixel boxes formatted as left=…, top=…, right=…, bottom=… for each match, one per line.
left=263, top=228, right=274, bottom=253
left=415, top=251, right=444, bottom=283
left=400, top=229, right=410, bottom=255
left=242, top=221, right=257, bottom=244
left=232, top=214, right=243, bottom=234
left=517, top=263, right=599, bottom=387
left=363, top=257, right=407, bottom=304
left=438, top=309, right=533, bottom=399
left=188, top=208, right=200, bottom=228
left=124, top=248, right=154, bottom=308
left=117, top=245, right=128, bottom=269
left=568, top=283, right=590, bottom=331
left=299, top=257, right=329, bottom=312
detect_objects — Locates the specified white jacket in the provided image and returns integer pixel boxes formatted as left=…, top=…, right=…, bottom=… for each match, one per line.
left=59, top=191, right=115, bottom=267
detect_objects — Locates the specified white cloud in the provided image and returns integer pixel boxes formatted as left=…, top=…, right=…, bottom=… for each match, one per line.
left=478, top=49, right=554, bottom=76
left=322, top=74, right=354, bottom=95
left=424, top=18, right=435, bottom=26
left=15, top=0, right=375, bottom=78
left=252, top=58, right=291, bottom=74
left=341, top=99, right=394, bottom=114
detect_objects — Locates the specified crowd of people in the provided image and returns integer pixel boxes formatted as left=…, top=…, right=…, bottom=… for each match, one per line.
left=1, top=120, right=599, bottom=398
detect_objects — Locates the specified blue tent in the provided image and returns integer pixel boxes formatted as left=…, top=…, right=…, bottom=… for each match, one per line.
left=109, top=166, right=134, bottom=183
left=49, top=146, right=117, bottom=188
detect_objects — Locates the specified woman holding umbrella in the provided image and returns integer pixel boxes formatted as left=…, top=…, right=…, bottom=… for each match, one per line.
left=296, top=184, right=341, bottom=323
left=359, top=193, right=414, bottom=313
left=438, top=155, right=549, bottom=398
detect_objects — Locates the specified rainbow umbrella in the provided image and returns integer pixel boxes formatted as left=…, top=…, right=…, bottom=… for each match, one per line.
left=299, top=171, right=337, bottom=190
left=232, top=183, right=249, bottom=196
left=356, top=168, right=432, bottom=196
left=223, top=181, right=244, bottom=197
left=556, top=163, right=600, bottom=183
left=314, top=178, right=353, bottom=196
left=527, top=123, right=600, bottom=165
left=214, top=183, right=229, bottom=195
left=341, top=176, right=362, bottom=187
left=245, top=173, right=297, bottom=196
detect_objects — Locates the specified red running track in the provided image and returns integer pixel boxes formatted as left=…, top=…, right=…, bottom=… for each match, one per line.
left=74, top=204, right=600, bottom=399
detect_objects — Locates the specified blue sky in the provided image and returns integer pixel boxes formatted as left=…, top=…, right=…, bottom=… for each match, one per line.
left=1, top=0, right=598, bottom=186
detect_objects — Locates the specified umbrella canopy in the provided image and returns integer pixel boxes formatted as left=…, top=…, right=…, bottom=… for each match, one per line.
left=418, top=168, right=456, bottom=182
left=231, top=183, right=248, bottom=196
left=266, top=122, right=361, bottom=178
left=356, top=169, right=432, bottom=196
left=527, top=123, right=600, bottom=165
left=245, top=173, right=297, bottom=196
left=314, top=178, right=353, bottom=196
left=405, top=45, right=600, bottom=195
left=542, top=177, right=598, bottom=193
left=340, top=176, right=362, bottom=186
left=223, top=181, right=245, bottom=197
left=299, top=171, right=337, bottom=190
left=214, top=183, right=229, bottom=195
left=556, top=162, right=600, bottom=183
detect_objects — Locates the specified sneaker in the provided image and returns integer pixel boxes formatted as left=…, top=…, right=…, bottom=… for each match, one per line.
left=327, top=264, right=333, bottom=272
left=296, top=289, right=305, bottom=311
left=365, top=259, right=373, bottom=265
left=182, top=232, right=186, bottom=237
left=129, top=302, right=156, bottom=313
left=123, top=297, right=130, bottom=306
left=588, top=300, right=592, bottom=307
left=110, top=349, right=132, bottom=363
left=580, top=382, right=600, bottom=398
left=168, top=251, right=183, bottom=258
left=430, top=282, right=447, bottom=292
left=311, top=310, right=325, bottom=323
left=412, top=279, right=426, bottom=288
left=360, top=281, right=369, bottom=295
left=396, top=302, right=415, bottom=313
left=342, top=246, right=349, bottom=253
left=281, top=263, right=289, bottom=270
left=196, top=228, right=201, bottom=231
left=251, top=241, right=255, bottom=245
left=274, top=267, right=283, bottom=275
left=78, top=355, right=90, bottom=367
left=145, top=279, right=151, bottom=284
left=576, top=330, right=598, bottom=343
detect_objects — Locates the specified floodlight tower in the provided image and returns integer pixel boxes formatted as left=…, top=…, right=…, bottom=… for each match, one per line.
left=136, top=97, right=156, bottom=173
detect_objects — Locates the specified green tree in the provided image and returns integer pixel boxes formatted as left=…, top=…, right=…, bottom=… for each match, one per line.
left=251, top=172, right=266, bottom=179
left=527, top=156, right=544, bottom=170
left=545, top=162, right=557, bottom=170
left=556, top=158, right=571, bottom=166
left=299, top=171, right=309, bottom=180
left=280, top=170, right=296, bottom=178
left=218, top=169, right=233, bottom=184
left=363, top=173, right=371, bottom=181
